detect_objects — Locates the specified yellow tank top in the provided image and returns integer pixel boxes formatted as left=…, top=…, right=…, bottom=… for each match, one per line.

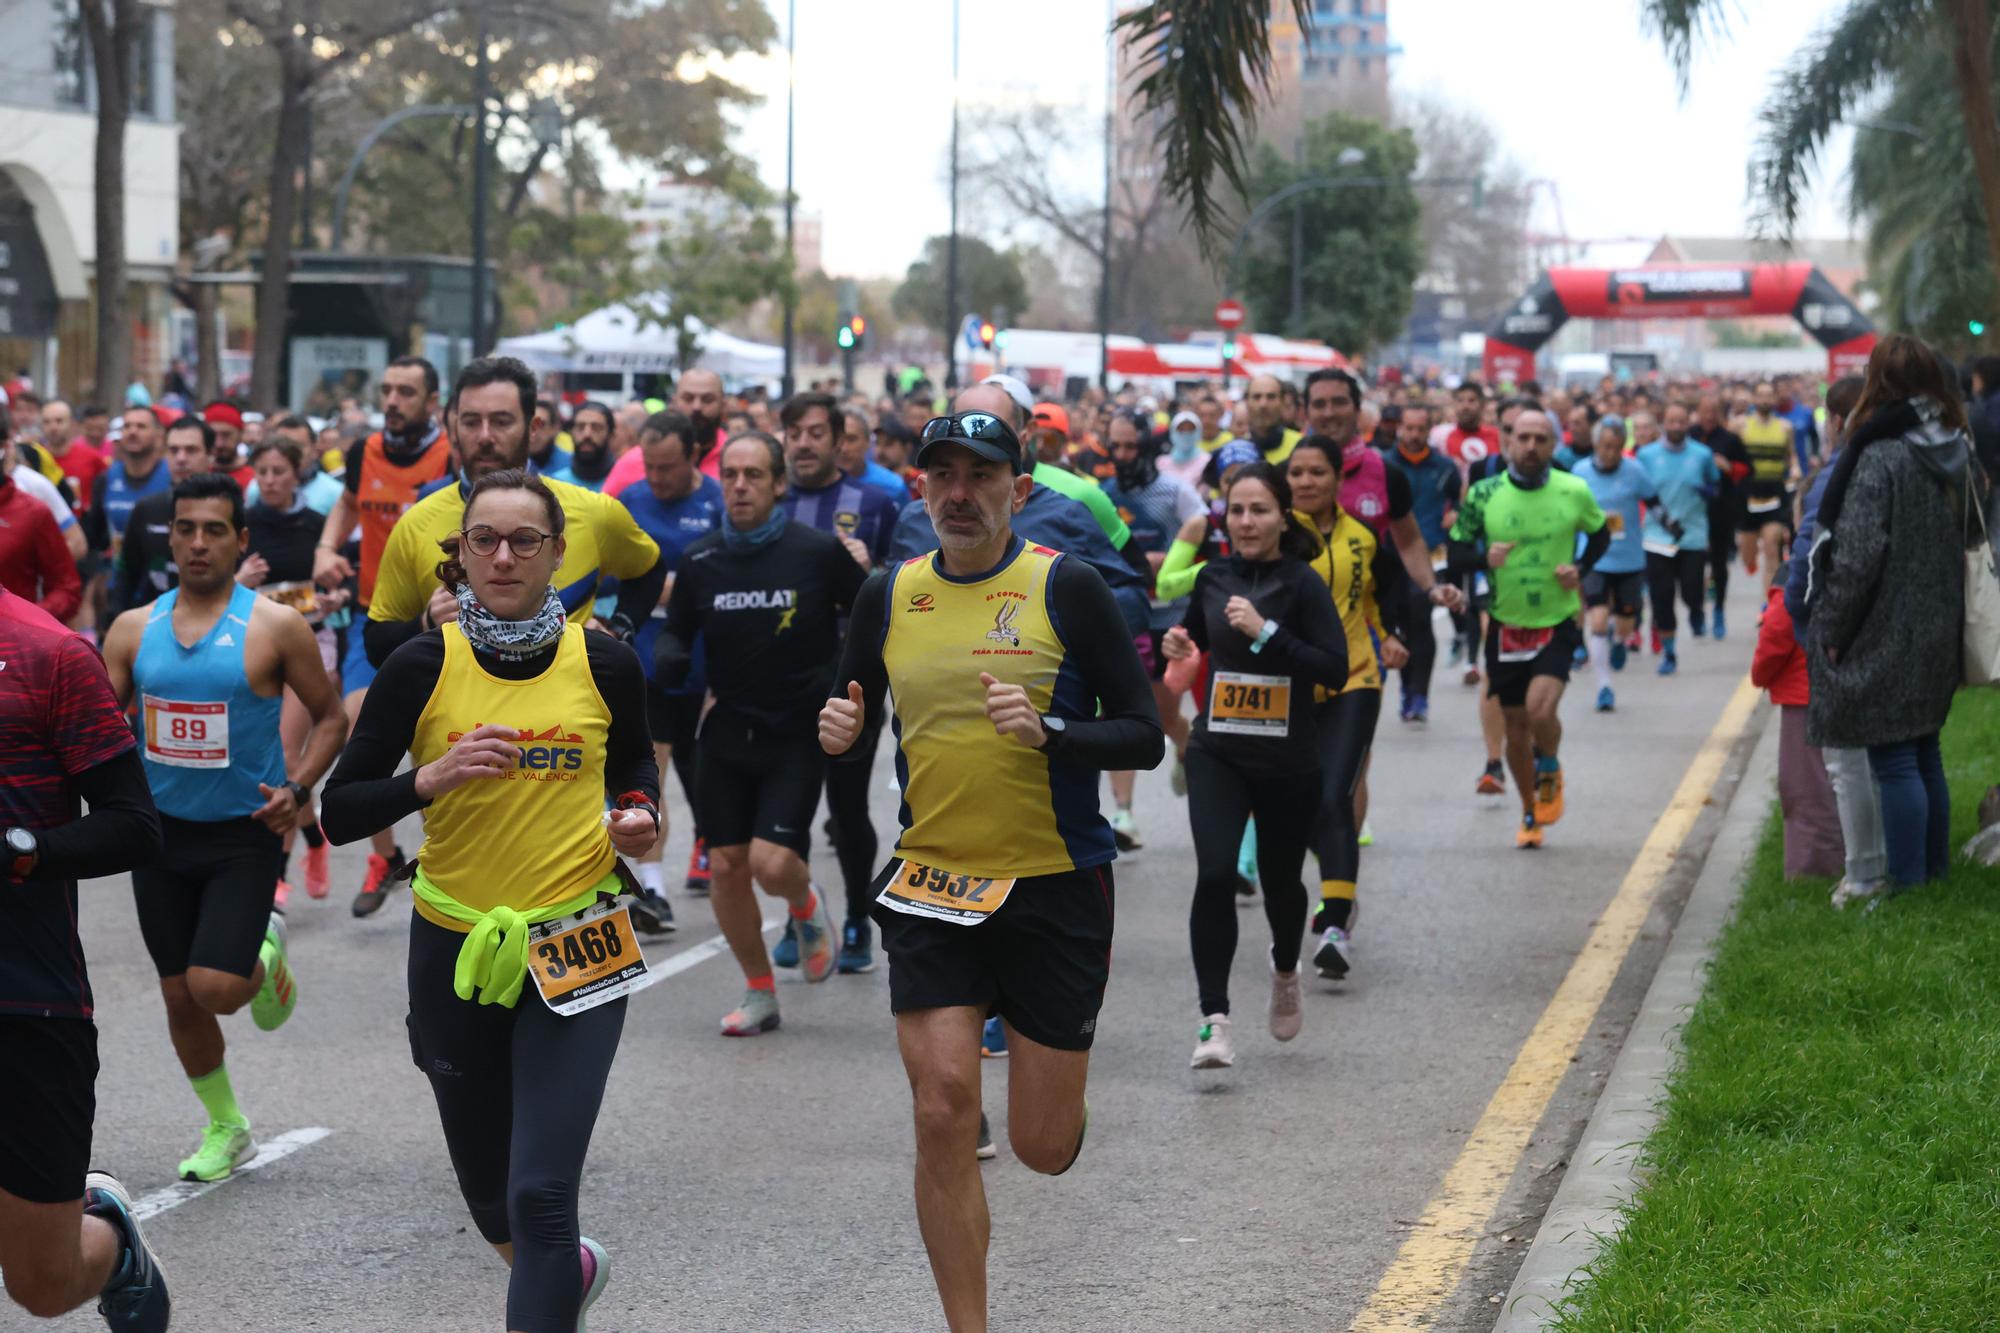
left=1302, top=508, right=1385, bottom=696
left=410, top=623, right=616, bottom=932
left=1741, top=414, right=1791, bottom=486
left=880, top=541, right=1113, bottom=880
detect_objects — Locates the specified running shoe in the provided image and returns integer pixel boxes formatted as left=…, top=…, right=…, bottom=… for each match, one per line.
left=273, top=878, right=291, bottom=912
left=1476, top=760, right=1506, bottom=796
left=85, top=1170, right=171, bottom=1331
left=1571, top=641, right=1588, bottom=667
left=837, top=919, right=876, bottom=974
left=1830, top=877, right=1890, bottom=910
left=1690, top=615, right=1706, bottom=638
left=1712, top=608, right=1727, bottom=640
left=1268, top=960, right=1303, bottom=1042
left=720, top=988, right=780, bottom=1036
left=178, top=1119, right=256, bottom=1182
left=252, top=912, right=297, bottom=1032
left=1658, top=653, right=1678, bottom=677
left=629, top=891, right=676, bottom=937
left=1609, top=639, right=1628, bottom=672
left=1534, top=765, right=1565, bottom=826
left=1170, top=756, right=1188, bottom=797
left=1405, top=694, right=1429, bottom=724
left=1189, top=1015, right=1234, bottom=1069
left=1596, top=686, right=1616, bottom=713
left=579, top=1237, right=610, bottom=1333
left=351, top=852, right=400, bottom=918
left=797, top=888, right=837, bottom=983
left=303, top=839, right=330, bottom=899
left=1358, top=822, right=1375, bottom=848
left=981, top=1015, right=1008, bottom=1058
left=1110, top=807, right=1142, bottom=851
left=1650, top=630, right=1664, bottom=655
left=1516, top=814, right=1543, bottom=849
left=977, top=1112, right=997, bottom=1160
left=684, top=837, right=711, bottom=894
left=772, top=918, right=800, bottom=968
left=1312, top=926, right=1351, bottom=980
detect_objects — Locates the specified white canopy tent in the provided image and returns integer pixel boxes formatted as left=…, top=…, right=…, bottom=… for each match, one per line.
left=494, top=296, right=784, bottom=385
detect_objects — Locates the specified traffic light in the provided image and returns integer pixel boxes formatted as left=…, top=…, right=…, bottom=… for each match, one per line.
left=836, top=322, right=855, bottom=350
left=1972, top=319, right=1988, bottom=337
left=979, top=321, right=996, bottom=350
left=849, top=315, right=866, bottom=344
left=1222, top=338, right=1239, bottom=361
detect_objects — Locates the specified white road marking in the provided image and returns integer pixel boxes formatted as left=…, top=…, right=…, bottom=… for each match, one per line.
left=130, top=1126, right=333, bottom=1221
left=645, top=913, right=786, bottom=982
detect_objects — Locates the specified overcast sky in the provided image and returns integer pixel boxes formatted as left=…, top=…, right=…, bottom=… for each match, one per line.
left=718, top=0, right=1861, bottom=280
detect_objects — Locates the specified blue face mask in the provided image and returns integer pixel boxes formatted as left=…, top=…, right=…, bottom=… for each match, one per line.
left=1170, top=428, right=1200, bottom=461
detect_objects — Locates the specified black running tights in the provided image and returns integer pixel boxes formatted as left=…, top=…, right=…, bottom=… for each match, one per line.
left=824, top=720, right=883, bottom=923
left=1646, top=549, right=1707, bottom=636
left=1185, top=746, right=1318, bottom=1016
left=407, top=914, right=625, bottom=1333
left=1399, top=580, right=1437, bottom=698
left=1314, top=690, right=1382, bottom=886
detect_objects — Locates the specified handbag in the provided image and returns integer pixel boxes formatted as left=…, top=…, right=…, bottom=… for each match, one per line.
left=1962, top=463, right=2000, bottom=687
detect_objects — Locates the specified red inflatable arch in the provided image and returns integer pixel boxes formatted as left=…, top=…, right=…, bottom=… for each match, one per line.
left=1483, top=262, right=1877, bottom=387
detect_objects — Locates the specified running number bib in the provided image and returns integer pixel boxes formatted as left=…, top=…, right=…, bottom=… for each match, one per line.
left=142, top=695, right=230, bottom=769
left=529, top=898, right=657, bottom=1016
left=1496, top=626, right=1555, bottom=663
left=1208, top=670, right=1291, bottom=737
left=877, top=858, right=1015, bottom=926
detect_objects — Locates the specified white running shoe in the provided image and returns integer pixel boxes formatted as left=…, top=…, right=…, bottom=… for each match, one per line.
left=1268, top=961, right=1303, bottom=1042
left=1313, top=926, right=1352, bottom=980
left=1830, top=877, right=1889, bottom=910
left=578, top=1236, right=610, bottom=1332
left=720, top=988, right=780, bottom=1036
left=1111, top=807, right=1143, bottom=851
left=1190, top=1014, right=1234, bottom=1069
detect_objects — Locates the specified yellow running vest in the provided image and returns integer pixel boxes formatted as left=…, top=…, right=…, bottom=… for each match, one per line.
left=410, top=623, right=617, bottom=932
left=881, top=542, right=1108, bottom=880
left=1741, top=414, right=1791, bottom=487
left=1303, top=509, right=1386, bottom=695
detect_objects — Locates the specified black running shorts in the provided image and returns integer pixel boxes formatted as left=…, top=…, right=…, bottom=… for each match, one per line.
left=874, top=863, right=1115, bottom=1052
left=0, top=1017, right=97, bottom=1204
left=132, top=814, right=284, bottom=978
left=1484, top=618, right=1582, bottom=709
left=1581, top=569, right=1645, bottom=617
left=694, top=708, right=824, bottom=857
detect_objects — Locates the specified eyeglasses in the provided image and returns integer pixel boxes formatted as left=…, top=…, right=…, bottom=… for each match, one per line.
left=921, top=412, right=1017, bottom=446
left=461, top=525, right=557, bottom=558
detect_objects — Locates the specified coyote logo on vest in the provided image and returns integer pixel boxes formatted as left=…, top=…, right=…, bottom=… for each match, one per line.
left=986, top=599, right=1021, bottom=648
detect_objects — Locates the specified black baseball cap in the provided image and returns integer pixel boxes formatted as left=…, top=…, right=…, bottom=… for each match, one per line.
left=914, top=411, right=1029, bottom=473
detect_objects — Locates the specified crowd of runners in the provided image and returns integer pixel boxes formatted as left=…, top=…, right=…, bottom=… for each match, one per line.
left=1, top=352, right=1825, bottom=1331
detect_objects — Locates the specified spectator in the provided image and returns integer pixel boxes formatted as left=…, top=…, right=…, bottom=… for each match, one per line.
left=1752, top=558, right=1844, bottom=880
left=0, top=439, right=82, bottom=622
left=1805, top=334, right=1987, bottom=891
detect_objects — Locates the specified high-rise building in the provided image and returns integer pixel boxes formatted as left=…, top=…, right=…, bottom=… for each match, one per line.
left=1265, top=0, right=1399, bottom=142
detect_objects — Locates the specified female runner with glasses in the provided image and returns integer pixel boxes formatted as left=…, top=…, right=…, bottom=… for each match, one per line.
left=323, top=468, right=661, bottom=1333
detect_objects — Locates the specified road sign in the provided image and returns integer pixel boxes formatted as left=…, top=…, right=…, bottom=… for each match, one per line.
left=1214, top=299, right=1246, bottom=330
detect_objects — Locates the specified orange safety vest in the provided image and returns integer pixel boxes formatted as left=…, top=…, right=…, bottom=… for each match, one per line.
left=357, top=431, right=450, bottom=606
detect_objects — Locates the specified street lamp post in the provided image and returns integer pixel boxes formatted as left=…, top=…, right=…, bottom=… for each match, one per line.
left=780, top=0, right=796, bottom=399
left=944, top=0, right=960, bottom=392
left=469, top=3, right=492, bottom=357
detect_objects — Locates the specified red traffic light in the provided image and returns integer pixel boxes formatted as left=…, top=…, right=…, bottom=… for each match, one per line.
left=850, top=315, right=866, bottom=336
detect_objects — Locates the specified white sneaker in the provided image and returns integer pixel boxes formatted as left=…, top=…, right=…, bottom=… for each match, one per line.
left=1313, top=926, right=1352, bottom=979
left=1268, top=961, right=1302, bottom=1042
left=1830, top=877, right=1889, bottom=910
left=1111, top=807, right=1143, bottom=851
left=1190, top=1014, right=1234, bottom=1069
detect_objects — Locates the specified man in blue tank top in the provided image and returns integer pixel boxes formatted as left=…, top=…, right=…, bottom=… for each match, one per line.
left=102, top=473, right=348, bottom=1185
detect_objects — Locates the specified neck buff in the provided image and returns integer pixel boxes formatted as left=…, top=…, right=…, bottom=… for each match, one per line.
left=453, top=582, right=568, bottom=661
left=1507, top=463, right=1549, bottom=490
left=722, top=507, right=788, bottom=551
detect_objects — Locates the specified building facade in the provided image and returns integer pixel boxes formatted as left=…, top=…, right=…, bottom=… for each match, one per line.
left=0, top=0, right=180, bottom=399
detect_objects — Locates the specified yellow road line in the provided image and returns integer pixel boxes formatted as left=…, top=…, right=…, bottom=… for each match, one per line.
left=1349, top=675, right=1761, bottom=1331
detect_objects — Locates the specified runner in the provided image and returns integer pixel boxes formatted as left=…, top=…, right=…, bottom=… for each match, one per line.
left=1383, top=403, right=1461, bottom=722
left=364, top=357, right=666, bottom=915
left=1689, top=394, right=1749, bottom=639
left=0, top=427, right=82, bottom=623
left=1286, top=435, right=1408, bottom=976
left=599, top=368, right=730, bottom=495
left=1447, top=409, right=1610, bottom=849
left=612, top=411, right=724, bottom=921
left=776, top=392, right=898, bottom=973
left=1162, top=460, right=1349, bottom=1068
left=102, top=472, right=347, bottom=1181
left=1738, top=381, right=1797, bottom=592
left=311, top=356, right=452, bottom=916
left=655, top=431, right=864, bottom=1033
left=818, top=407, right=1162, bottom=1333
left=545, top=402, right=615, bottom=492
left=0, top=583, right=169, bottom=1329
left=1572, top=417, right=1666, bottom=711
left=108, top=416, right=219, bottom=623
left=1636, top=402, right=1723, bottom=677
left=527, top=396, right=571, bottom=474
left=1240, top=374, right=1301, bottom=464
left=322, top=467, right=659, bottom=1333
left=836, top=401, right=916, bottom=505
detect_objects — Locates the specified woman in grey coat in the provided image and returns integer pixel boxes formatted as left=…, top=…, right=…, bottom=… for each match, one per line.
left=1804, top=333, right=1987, bottom=888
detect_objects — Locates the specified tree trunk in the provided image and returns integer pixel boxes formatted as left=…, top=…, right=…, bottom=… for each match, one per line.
left=1950, top=0, right=2000, bottom=344
left=80, top=0, right=137, bottom=404
left=250, top=47, right=310, bottom=410
left=194, top=278, right=222, bottom=403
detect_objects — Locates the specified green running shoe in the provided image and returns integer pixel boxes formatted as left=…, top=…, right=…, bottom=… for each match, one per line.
left=252, top=912, right=297, bottom=1032
left=178, top=1120, right=256, bottom=1182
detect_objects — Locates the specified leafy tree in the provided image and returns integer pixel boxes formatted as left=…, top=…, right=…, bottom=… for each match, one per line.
left=891, top=236, right=1030, bottom=344
left=1396, top=95, right=1530, bottom=325
left=623, top=207, right=791, bottom=370
left=1237, top=114, right=1421, bottom=355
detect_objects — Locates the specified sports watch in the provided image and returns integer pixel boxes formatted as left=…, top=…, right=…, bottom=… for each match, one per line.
left=283, top=780, right=311, bottom=809
left=1036, top=714, right=1067, bottom=753
left=6, top=827, right=39, bottom=881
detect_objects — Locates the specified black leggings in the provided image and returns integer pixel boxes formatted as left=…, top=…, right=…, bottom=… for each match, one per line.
left=1314, top=690, right=1381, bottom=886
left=824, top=720, right=884, bottom=923
left=1706, top=504, right=1732, bottom=604
left=1185, top=746, right=1317, bottom=1016
left=407, top=914, right=626, bottom=1333
left=659, top=689, right=703, bottom=835
left=1399, top=579, right=1437, bottom=698
left=1646, top=549, right=1707, bottom=636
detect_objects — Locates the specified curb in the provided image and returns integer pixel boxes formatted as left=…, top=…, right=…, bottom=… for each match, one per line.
left=1492, top=706, right=1780, bottom=1330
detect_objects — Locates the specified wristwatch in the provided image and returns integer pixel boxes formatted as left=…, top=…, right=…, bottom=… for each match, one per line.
left=6, top=827, right=39, bottom=881
left=1036, top=715, right=1067, bottom=753
left=283, top=780, right=311, bottom=809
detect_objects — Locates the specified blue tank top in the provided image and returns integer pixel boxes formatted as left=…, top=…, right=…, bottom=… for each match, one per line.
left=134, top=583, right=286, bottom=821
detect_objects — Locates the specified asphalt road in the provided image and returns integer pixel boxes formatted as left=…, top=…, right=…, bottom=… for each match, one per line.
left=30, top=574, right=1767, bottom=1332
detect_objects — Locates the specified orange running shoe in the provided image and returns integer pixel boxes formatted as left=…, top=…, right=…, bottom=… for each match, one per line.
left=1534, top=764, right=1566, bottom=826
left=1515, top=815, right=1543, bottom=849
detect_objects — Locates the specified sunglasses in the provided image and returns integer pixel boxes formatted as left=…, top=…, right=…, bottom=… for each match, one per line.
left=462, top=525, right=557, bottom=558
left=921, top=412, right=1017, bottom=446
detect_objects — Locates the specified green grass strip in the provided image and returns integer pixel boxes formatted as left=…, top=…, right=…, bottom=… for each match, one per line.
left=1553, top=690, right=2000, bottom=1332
